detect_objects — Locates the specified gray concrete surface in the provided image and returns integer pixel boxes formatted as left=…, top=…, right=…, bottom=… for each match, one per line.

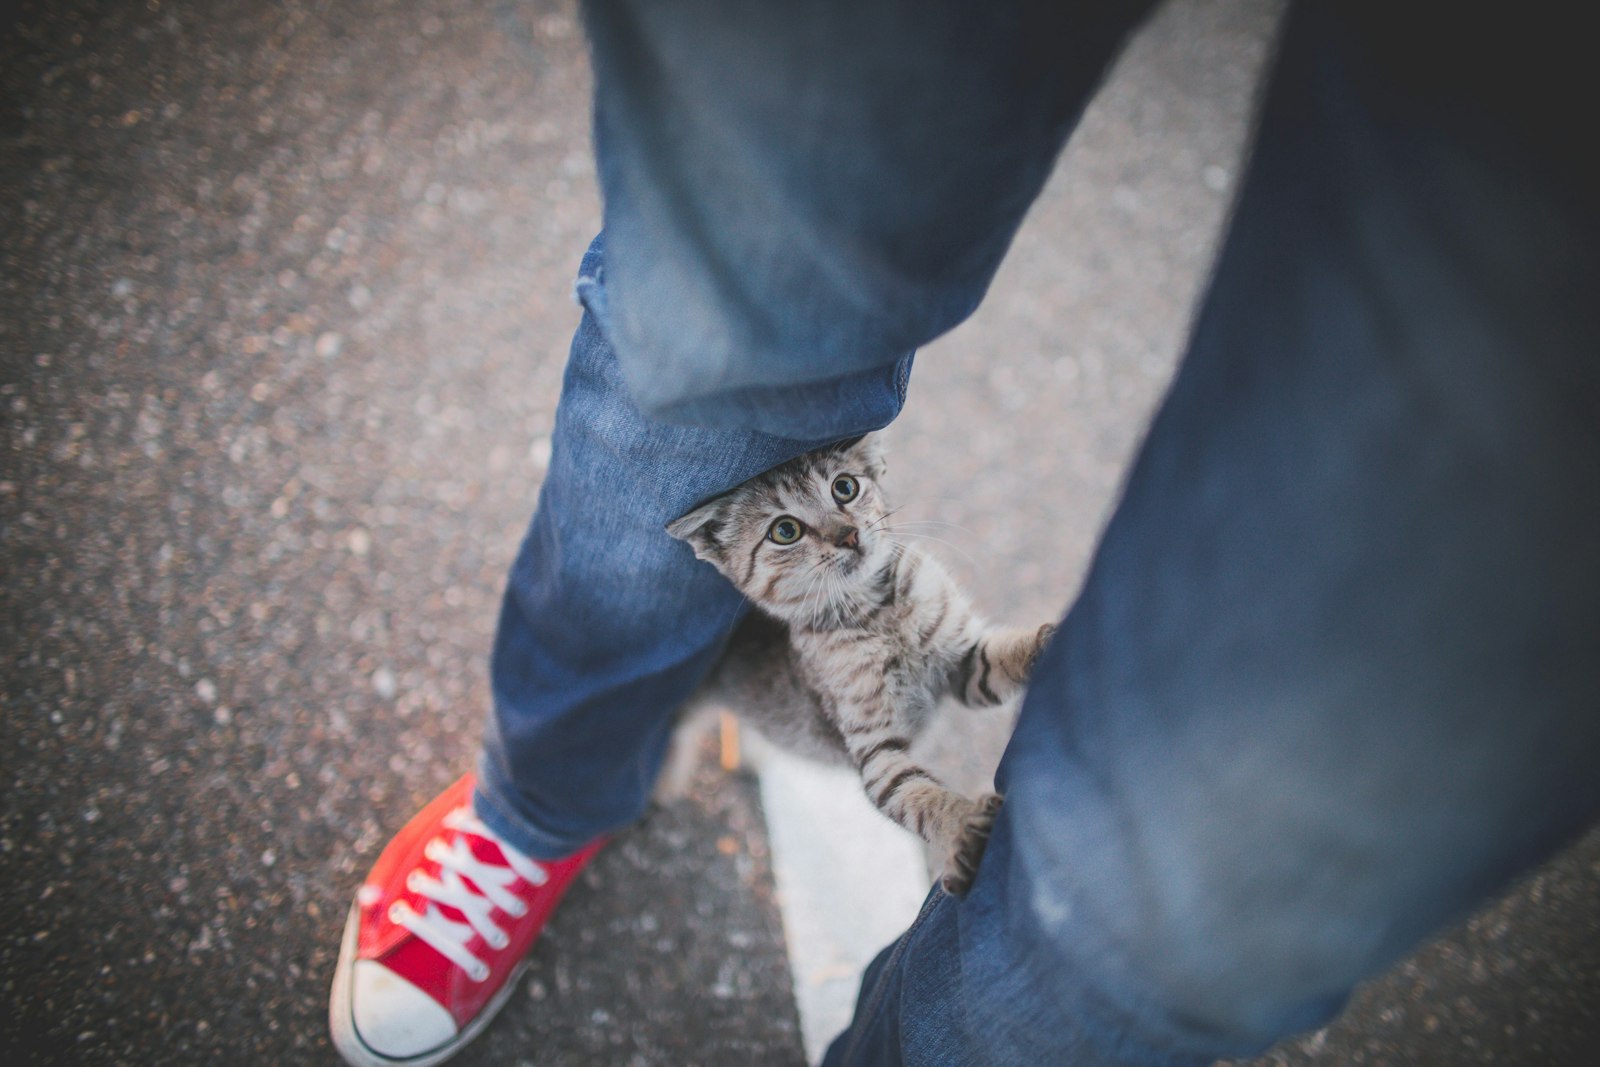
left=3, top=0, right=1597, bottom=1065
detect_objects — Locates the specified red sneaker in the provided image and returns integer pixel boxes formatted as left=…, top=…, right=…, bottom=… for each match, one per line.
left=329, top=774, right=604, bottom=1066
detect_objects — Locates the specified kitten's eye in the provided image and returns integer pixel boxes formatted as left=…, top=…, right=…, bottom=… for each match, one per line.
left=831, top=475, right=860, bottom=504
left=768, top=517, right=804, bottom=545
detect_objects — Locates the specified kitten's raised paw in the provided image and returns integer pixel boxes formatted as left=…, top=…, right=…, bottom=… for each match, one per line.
left=940, top=793, right=1004, bottom=897
left=1026, top=624, right=1057, bottom=672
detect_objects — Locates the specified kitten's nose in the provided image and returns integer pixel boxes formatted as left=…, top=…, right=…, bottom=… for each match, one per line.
left=834, top=526, right=860, bottom=550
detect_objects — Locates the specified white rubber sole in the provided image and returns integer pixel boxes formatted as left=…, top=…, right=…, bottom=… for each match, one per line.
left=328, top=903, right=530, bottom=1067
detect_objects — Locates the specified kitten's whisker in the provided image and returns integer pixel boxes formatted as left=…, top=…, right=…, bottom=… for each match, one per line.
left=866, top=506, right=907, bottom=532
left=887, top=519, right=978, bottom=538
left=718, top=601, right=748, bottom=639
left=825, top=567, right=867, bottom=628
left=888, top=495, right=975, bottom=508
left=890, top=531, right=974, bottom=560
left=883, top=540, right=917, bottom=565
left=798, top=566, right=827, bottom=624
left=888, top=532, right=979, bottom=572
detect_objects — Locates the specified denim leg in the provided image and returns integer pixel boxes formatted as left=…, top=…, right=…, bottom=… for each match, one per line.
left=476, top=237, right=913, bottom=858
left=478, top=0, right=1158, bottom=855
left=827, top=1, right=1600, bottom=1064
left=581, top=0, right=1159, bottom=431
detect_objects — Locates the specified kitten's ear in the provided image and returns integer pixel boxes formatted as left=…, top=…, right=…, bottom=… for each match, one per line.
left=835, top=432, right=887, bottom=480
left=665, top=498, right=731, bottom=564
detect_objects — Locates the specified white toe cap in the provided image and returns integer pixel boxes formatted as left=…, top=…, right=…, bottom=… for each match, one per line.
left=351, top=960, right=459, bottom=1059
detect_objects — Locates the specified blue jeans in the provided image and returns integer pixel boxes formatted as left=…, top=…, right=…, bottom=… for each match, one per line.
left=476, top=1, right=1600, bottom=1063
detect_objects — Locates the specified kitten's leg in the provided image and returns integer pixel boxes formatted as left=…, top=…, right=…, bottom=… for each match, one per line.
left=952, top=623, right=1056, bottom=707
left=848, top=726, right=990, bottom=890
left=943, top=793, right=1003, bottom=897
left=652, top=701, right=718, bottom=804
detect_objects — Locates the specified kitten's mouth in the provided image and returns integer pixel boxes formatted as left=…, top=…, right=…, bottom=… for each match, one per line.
left=834, top=552, right=864, bottom=574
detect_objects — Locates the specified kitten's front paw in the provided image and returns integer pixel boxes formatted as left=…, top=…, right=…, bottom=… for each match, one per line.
left=1025, top=623, right=1057, bottom=673
left=940, top=793, right=1004, bottom=898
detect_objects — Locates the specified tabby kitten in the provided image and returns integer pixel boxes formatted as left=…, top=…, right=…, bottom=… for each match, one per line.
left=667, top=434, right=1053, bottom=895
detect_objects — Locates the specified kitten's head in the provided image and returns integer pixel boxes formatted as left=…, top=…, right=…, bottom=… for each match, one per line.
left=667, top=434, right=892, bottom=625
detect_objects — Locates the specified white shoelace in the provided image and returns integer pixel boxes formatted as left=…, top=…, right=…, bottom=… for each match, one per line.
left=388, top=807, right=549, bottom=982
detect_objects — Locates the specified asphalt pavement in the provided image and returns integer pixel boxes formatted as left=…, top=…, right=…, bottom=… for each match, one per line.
left=3, top=1, right=1597, bottom=1065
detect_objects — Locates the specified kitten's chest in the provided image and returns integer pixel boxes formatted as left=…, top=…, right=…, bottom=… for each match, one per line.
left=795, top=625, right=940, bottom=710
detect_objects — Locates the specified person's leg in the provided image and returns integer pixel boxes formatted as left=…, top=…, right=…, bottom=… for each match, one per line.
left=331, top=234, right=913, bottom=1067
left=473, top=236, right=914, bottom=858
left=581, top=0, right=1160, bottom=431
left=478, top=0, right=1160, bottom=859
left=826, top=1, right=1600, bottom=1064
left=335, top=4, right=1160, bottom=1063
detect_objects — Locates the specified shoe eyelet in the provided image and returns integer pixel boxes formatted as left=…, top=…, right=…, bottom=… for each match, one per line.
left=405, top=871, right=423, bottom=892
left=469, top=962, right=490, bottom=982
left=387, top=902, right=405, bottom=923
left=504, top=900, right=527, bottom=918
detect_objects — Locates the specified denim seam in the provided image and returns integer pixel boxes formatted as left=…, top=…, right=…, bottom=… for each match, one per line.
left=839, top=888, right=949, bottom=1065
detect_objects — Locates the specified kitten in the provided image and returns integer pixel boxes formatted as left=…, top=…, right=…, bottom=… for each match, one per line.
left=667, top=434, right=1053, bottom=895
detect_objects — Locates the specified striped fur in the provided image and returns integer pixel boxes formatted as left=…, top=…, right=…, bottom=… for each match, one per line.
left=667, top=434, right=1054, bottom=895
